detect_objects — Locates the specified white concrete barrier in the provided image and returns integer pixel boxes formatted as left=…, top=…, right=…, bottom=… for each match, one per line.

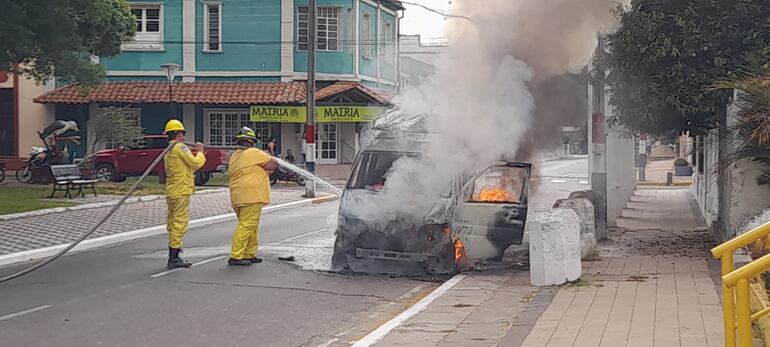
left=528, top=208, right=582, bottom=286
left=554, top=197, right=598, bottom=259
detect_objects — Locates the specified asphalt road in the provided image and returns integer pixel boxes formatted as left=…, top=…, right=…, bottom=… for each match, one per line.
left=0, top=157, right=589, bottom=347
left=0, top=202, right=436, bottom=347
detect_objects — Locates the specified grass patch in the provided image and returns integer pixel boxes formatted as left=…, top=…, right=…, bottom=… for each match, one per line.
left=97, top=176, right=167, bottom=196
left=206, top=173, right=230, bottom=187
left=0, top=185, right=75, bottom=215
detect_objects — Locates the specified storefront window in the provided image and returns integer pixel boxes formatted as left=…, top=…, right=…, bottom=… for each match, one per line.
left=206, top=110, right=270, bottom=146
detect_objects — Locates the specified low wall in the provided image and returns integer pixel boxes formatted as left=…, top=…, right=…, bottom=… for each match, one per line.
left=529, top=208, right=582, bottom=286
left=554, top=196, right=597, bottom=258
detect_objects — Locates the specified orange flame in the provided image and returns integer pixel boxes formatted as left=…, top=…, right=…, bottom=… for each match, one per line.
left=454, top=239, right=465, bottom=263
left=476, top=187, right=513, bottom=202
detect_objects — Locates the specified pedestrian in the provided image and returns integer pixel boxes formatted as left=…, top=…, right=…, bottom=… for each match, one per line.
left=267, top=137, right=277, bottom=156
left=163, top=119, right=206, bottom=269
left=285, top=148, right=296, bottom=164
left=227, top=127, right=278, bottom=266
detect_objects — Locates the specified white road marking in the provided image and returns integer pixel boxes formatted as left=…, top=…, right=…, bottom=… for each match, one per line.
left=150, top=255, right=228, bottom=278
left=550, top=179, right=567, bottom=183
left=317, top=337, right=340, bottom=347
left=0, top=305, right=53, bottom=322
left=278, top=228, right=330, bottom=244
left=351, top=275, right=467, bottom=347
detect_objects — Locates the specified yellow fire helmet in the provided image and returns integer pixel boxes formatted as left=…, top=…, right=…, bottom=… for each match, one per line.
left=163, top=119, right=186, bottom=134
left=235, top=126, right=257, bottom=143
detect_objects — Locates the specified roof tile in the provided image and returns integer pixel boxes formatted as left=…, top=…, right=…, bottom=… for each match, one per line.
left=34, top=80, right=393, bottom=106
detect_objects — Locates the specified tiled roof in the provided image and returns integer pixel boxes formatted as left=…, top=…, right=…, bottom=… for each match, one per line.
left=34, top=81, right=308, bottom=105
left=34, top=80, right=394, bottom=105
left=316, top=81, right=393, bottom=105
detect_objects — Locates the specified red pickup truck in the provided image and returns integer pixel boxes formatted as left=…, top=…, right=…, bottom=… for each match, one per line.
left=89, top=135, right=229, bottom=185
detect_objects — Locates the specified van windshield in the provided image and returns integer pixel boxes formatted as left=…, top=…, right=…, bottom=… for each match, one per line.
left=348, top=151, right=417, bottom=191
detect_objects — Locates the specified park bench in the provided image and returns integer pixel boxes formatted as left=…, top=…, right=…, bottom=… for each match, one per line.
left=50, top=164, right=99, bottom=199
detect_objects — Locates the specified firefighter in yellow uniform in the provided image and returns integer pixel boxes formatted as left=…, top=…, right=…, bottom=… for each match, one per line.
left=227, top=127, right=278, bottom=266
left=163, top=119, right=206, bottom=269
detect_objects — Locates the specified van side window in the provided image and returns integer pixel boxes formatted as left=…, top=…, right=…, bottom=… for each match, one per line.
left=466, top=166, right=527, bottom=203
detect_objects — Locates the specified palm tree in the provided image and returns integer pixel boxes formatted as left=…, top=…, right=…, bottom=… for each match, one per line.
left=712, top=57, right=770, bottom=185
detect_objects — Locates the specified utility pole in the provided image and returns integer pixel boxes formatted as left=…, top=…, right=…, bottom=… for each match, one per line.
left=304, top=0, right=317, bottom=198
left=587, top=36, right=607, bottom=239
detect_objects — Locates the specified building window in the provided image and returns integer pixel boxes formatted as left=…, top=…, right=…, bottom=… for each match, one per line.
left=297, top=6, right=340, bottom=52
left=206, top=110, right=271, bottom=147
left=204, top=3, right=222, bottom=52
left=362, top=13, right=372, bottom=58
left=382, top=20, right=394, bottom=62
left=123, top=5, right=163, bottom=51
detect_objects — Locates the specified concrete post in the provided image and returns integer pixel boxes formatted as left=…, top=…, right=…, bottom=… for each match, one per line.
left=587, top=37, right=608, bottom=235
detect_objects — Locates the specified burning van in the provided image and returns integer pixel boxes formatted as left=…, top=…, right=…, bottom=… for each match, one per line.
left=331, top=111, right=531, bottom=276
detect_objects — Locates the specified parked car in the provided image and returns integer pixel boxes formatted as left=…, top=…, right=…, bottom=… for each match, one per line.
left=88, top=135, right=229, bottom=185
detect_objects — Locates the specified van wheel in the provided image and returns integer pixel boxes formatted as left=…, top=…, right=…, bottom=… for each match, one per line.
left=297, top=177, right=306, bottom=186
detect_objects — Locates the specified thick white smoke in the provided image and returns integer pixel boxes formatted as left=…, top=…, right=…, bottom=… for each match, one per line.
left=344, top=0, right=628, bottom=222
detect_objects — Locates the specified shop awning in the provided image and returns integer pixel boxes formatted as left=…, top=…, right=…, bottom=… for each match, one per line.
left=34, top=81, right=394, bottom=106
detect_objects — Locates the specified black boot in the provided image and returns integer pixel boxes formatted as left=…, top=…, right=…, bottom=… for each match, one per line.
left=246, top=257, right=263, bottom=264
left=228, top=258, right=252, bottom=266
left=167, top=248, right=192, bottom=269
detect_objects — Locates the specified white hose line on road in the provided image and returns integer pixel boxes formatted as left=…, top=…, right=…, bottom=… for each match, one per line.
left=351, top=274, right=467, bottom=347
left=150, top=255, right=228, bottom=278
left=0, top=197, right=335, bottom=269
left=0, top=304, right=53, bottom=322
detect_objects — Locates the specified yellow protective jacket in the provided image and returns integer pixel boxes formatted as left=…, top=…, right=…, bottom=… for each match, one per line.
left=229, top=147, right=272, bottom=207
left=164, top=141, right=206, bottom=198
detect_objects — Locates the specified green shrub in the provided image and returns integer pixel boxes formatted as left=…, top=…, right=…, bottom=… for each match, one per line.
left=674, top=158, right=689, bottom=167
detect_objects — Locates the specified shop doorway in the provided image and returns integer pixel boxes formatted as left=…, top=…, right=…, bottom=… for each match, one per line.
left=316, top=123, right=338, bottom=164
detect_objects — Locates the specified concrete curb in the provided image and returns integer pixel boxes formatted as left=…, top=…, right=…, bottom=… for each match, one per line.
left=0, top=187, right=229, bottom=221
left=637, top=181, right=692, bottom=187
left=0, top=195, right=338, bottom=268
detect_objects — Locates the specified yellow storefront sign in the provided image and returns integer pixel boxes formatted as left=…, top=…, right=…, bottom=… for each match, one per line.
left=250, top=106, right=307, bottom=123
left=316, top=106, right=387, bottom=123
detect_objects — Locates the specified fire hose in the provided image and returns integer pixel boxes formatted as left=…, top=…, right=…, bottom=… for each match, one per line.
left=0, top=142, right=340, bottom=284
left=0, top=143, right=175, bottom=284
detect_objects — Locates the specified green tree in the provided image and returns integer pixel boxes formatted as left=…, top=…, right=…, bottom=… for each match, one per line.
left=88, top=106, right=144, bottom=153
left=0, top=0, right=136, bottom=87
left=603, top=0, right=770, bottom=136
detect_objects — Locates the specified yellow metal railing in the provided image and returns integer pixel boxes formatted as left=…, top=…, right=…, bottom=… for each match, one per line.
left=711, top=221, right=770, bottom=347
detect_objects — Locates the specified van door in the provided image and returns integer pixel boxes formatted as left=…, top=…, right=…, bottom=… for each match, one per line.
left=452, top=162, right=531, bottom=262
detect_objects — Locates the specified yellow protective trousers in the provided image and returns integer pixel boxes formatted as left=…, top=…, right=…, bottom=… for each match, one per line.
left=166, top=195, right=191, bottom=249
left=230, top=203, right=264, bottom=260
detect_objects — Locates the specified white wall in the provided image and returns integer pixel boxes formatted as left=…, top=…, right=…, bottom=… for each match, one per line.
left=280, top=123, right=302, bottom=160
left=17, top=76, right=54, bottom=157
left=339, top=123, right=357, bottom=164
left=606, top=126, right=637, bottom=226
left=691, top=93, right=770, bottom=235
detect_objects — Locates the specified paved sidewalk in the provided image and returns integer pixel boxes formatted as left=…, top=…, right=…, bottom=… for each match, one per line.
left=367, top=187, right=725, bottom=347
left=0, top=189, right=307, bottom=256
left=521, top=187, right=722, bottom=347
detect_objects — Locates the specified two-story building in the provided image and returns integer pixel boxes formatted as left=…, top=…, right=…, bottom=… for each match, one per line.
left=34, top=0, right=403, bottom=171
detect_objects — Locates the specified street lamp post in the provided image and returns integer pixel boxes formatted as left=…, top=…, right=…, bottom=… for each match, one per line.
left=161, top=63, right=181, bottom=118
